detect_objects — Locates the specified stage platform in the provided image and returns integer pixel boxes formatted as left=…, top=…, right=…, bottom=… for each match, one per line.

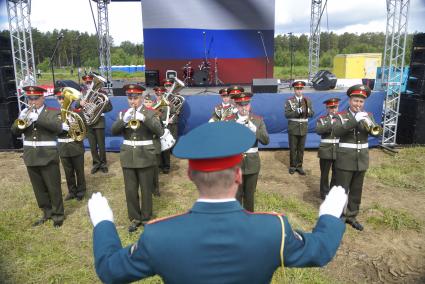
left=45, top=89, right=385, bottom=152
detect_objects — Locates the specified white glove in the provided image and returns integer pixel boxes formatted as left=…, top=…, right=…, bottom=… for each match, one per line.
left=122, top=109, right=133, bottom=123
left=297, top=107, right=303, bottom=114
left=236, top=116, right=247, bottom=124
left=208, top=118, right=215, bottom=123
left=18, top=108, right=29, bottom=119
left=319, top=186, right=348, bottom=218
left=160, top=128, right=176, bottom=151
left=62, top=123, right=70, bottom=131
left=88, top=192, right=114, bottom=227
left=355, top=111, right=368, bottom=122
left=135, top=112, right=145, bottom=122
left=246, top=120, right=257, bottom=133
left=28, top=111, right=39, bottom=123
left=232, top=107, right=238, bottom=114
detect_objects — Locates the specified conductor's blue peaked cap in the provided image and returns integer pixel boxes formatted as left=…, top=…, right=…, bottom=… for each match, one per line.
left=173, top=122, right=256, bottom=160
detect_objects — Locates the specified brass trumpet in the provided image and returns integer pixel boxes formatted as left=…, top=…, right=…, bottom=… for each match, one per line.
left=361, top=118, right=382, bottom=136
left=16, top=104, right=35, bottom=129
left=128, top=107, right=140, bottom=130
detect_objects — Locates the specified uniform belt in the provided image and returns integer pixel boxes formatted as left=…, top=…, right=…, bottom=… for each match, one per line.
left=57, top=138, right=75, bottom=143
left=245, top=147, right=258, bottom=153
left=321, top=139, right=340, bottom=144
left=123, top=139, right=153, bottom=146
left=288, top=118, right=308, bottom=122
left=339, top=142, right=369, bottom=149
left=23, top=141, right=57, bottom=147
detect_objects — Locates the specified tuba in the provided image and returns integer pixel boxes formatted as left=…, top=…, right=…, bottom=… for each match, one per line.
left=81, top=73, right=109, bottom=125
left=61, top=87, right=87, bottom=141
left=165, top=77, right=186, bottom=124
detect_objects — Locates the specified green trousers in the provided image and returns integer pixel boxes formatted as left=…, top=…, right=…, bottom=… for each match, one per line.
left=319, top=159, right=336, bottom=198
left=60, top=154, right=86, bottom=198
left=288, top=134, right=306, bottom=168
left=27, top=162, right=64, bottom=222
left=87, top=127, right=107, bottom=169
left=122, top=166, right=154, bottom=222
left=236, top=173, right=259, bottom=212
left=335, top=169, right=366, bottom=221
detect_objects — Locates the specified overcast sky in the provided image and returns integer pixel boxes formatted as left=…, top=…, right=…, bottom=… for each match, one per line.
left=0, top=0, right=424, bottom=45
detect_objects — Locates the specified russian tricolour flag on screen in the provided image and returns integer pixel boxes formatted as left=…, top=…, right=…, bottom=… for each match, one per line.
left=142, top=0, right=275, bottom=84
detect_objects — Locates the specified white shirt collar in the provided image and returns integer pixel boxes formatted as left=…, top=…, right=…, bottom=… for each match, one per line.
left=36, top=105, right=45, bottom=113
left=222, top=102, right=230, bottom=107
left=197, top=198, right=236, bottom=203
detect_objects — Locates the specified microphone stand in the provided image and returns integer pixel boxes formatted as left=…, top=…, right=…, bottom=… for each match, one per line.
left=288, top=32, right=294, bottom=89
left=196, top=31, right=210, bottom=94
left=258, top=31, right=269, bottom=78
left=50, top=34, right=63, bottom=88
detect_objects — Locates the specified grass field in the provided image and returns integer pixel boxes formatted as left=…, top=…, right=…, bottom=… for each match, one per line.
left=1, top=147, right=425, bottom=283
left=35, top=66, right=322, bottom=86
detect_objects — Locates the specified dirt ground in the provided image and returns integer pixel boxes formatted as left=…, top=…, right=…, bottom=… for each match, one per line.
left=1, top=149, right=424, bottom=283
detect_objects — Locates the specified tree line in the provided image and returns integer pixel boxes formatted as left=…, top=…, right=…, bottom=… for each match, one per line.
left=0, top=29, right=413, bottom=71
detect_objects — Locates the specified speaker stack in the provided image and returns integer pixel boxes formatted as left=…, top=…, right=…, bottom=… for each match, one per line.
left=0, top=34, right=21, bottom=150
left=145, top=70, right=160, bottom=87
left=252, top=78, right=278, bottom=93
left=397, top=33, right=425, bottom=145
left=407, top=33, right=425, bottom=96
left=311, top=70, right=337, bottom=91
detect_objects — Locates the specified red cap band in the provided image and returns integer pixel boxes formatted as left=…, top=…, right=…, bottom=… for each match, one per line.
left=229, top=90, right=242, bottom=95
left=189, top=154, right=243, bottom=172
left=350, top=90, right=367, bottom=97
left=233, top=96, right=251, bottom=103
left=26, top=90, right=44, bottom=95
left=126, top=89, right=143, bottom=94
left=325, top=101, right=339, bottom=107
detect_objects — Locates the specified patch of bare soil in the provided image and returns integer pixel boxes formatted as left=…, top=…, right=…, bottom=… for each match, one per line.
left=259, top=149, right=425, bottom=283
left=1, top=149, right=424, bottom=283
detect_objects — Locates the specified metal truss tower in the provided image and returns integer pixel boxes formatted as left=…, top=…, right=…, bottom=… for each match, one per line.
left=94, top=0, right=112, bottom=88
left=308, top=0, right=322, bottom=81
left=380, top=0, right=410, bottom=146
left=6, top=0, right=36, bottom=109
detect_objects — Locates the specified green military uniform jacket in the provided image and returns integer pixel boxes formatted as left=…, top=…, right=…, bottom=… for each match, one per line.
left=316, top=114, right=339, bottom=160
left=333, top=110, right=379, bottom=171
left=232, top=114, right=270, bottom=175
left=284, top=96, right=314, bottom=135
left=209, top=103, right=236, bottom=122
left=11, top=106, right=62, bottom=167
left=111, top=106, right=164, bottom=168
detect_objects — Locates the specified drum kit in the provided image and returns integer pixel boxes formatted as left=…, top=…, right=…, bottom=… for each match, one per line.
left=181, top=32, right=223, bottom=87
left=182, top=60, right=212, bottom=87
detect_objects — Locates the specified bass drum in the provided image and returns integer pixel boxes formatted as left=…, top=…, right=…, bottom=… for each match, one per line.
left=193, top=70, right=209, bottom=87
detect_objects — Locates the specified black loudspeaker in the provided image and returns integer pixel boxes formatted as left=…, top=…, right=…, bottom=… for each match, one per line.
left=397, top=95, right=425, bottom=144
left=312, top=70, right=337, bottom=91
left=193, top=70, right=209, bottom=87
left=55, top=80, right=82, bottom=91
left=0, top=66, right=16, bottom=102
left=0, top=50, right=13, bottom=65
left=252, top=78, right=278, bottom=93
left=145, top=70, right=159, bottom=87
left=0, top=100, right=19, bottom=128
left=0, top=127, right=22, bottom=150
left=412, top=33, right=425, bottom=48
